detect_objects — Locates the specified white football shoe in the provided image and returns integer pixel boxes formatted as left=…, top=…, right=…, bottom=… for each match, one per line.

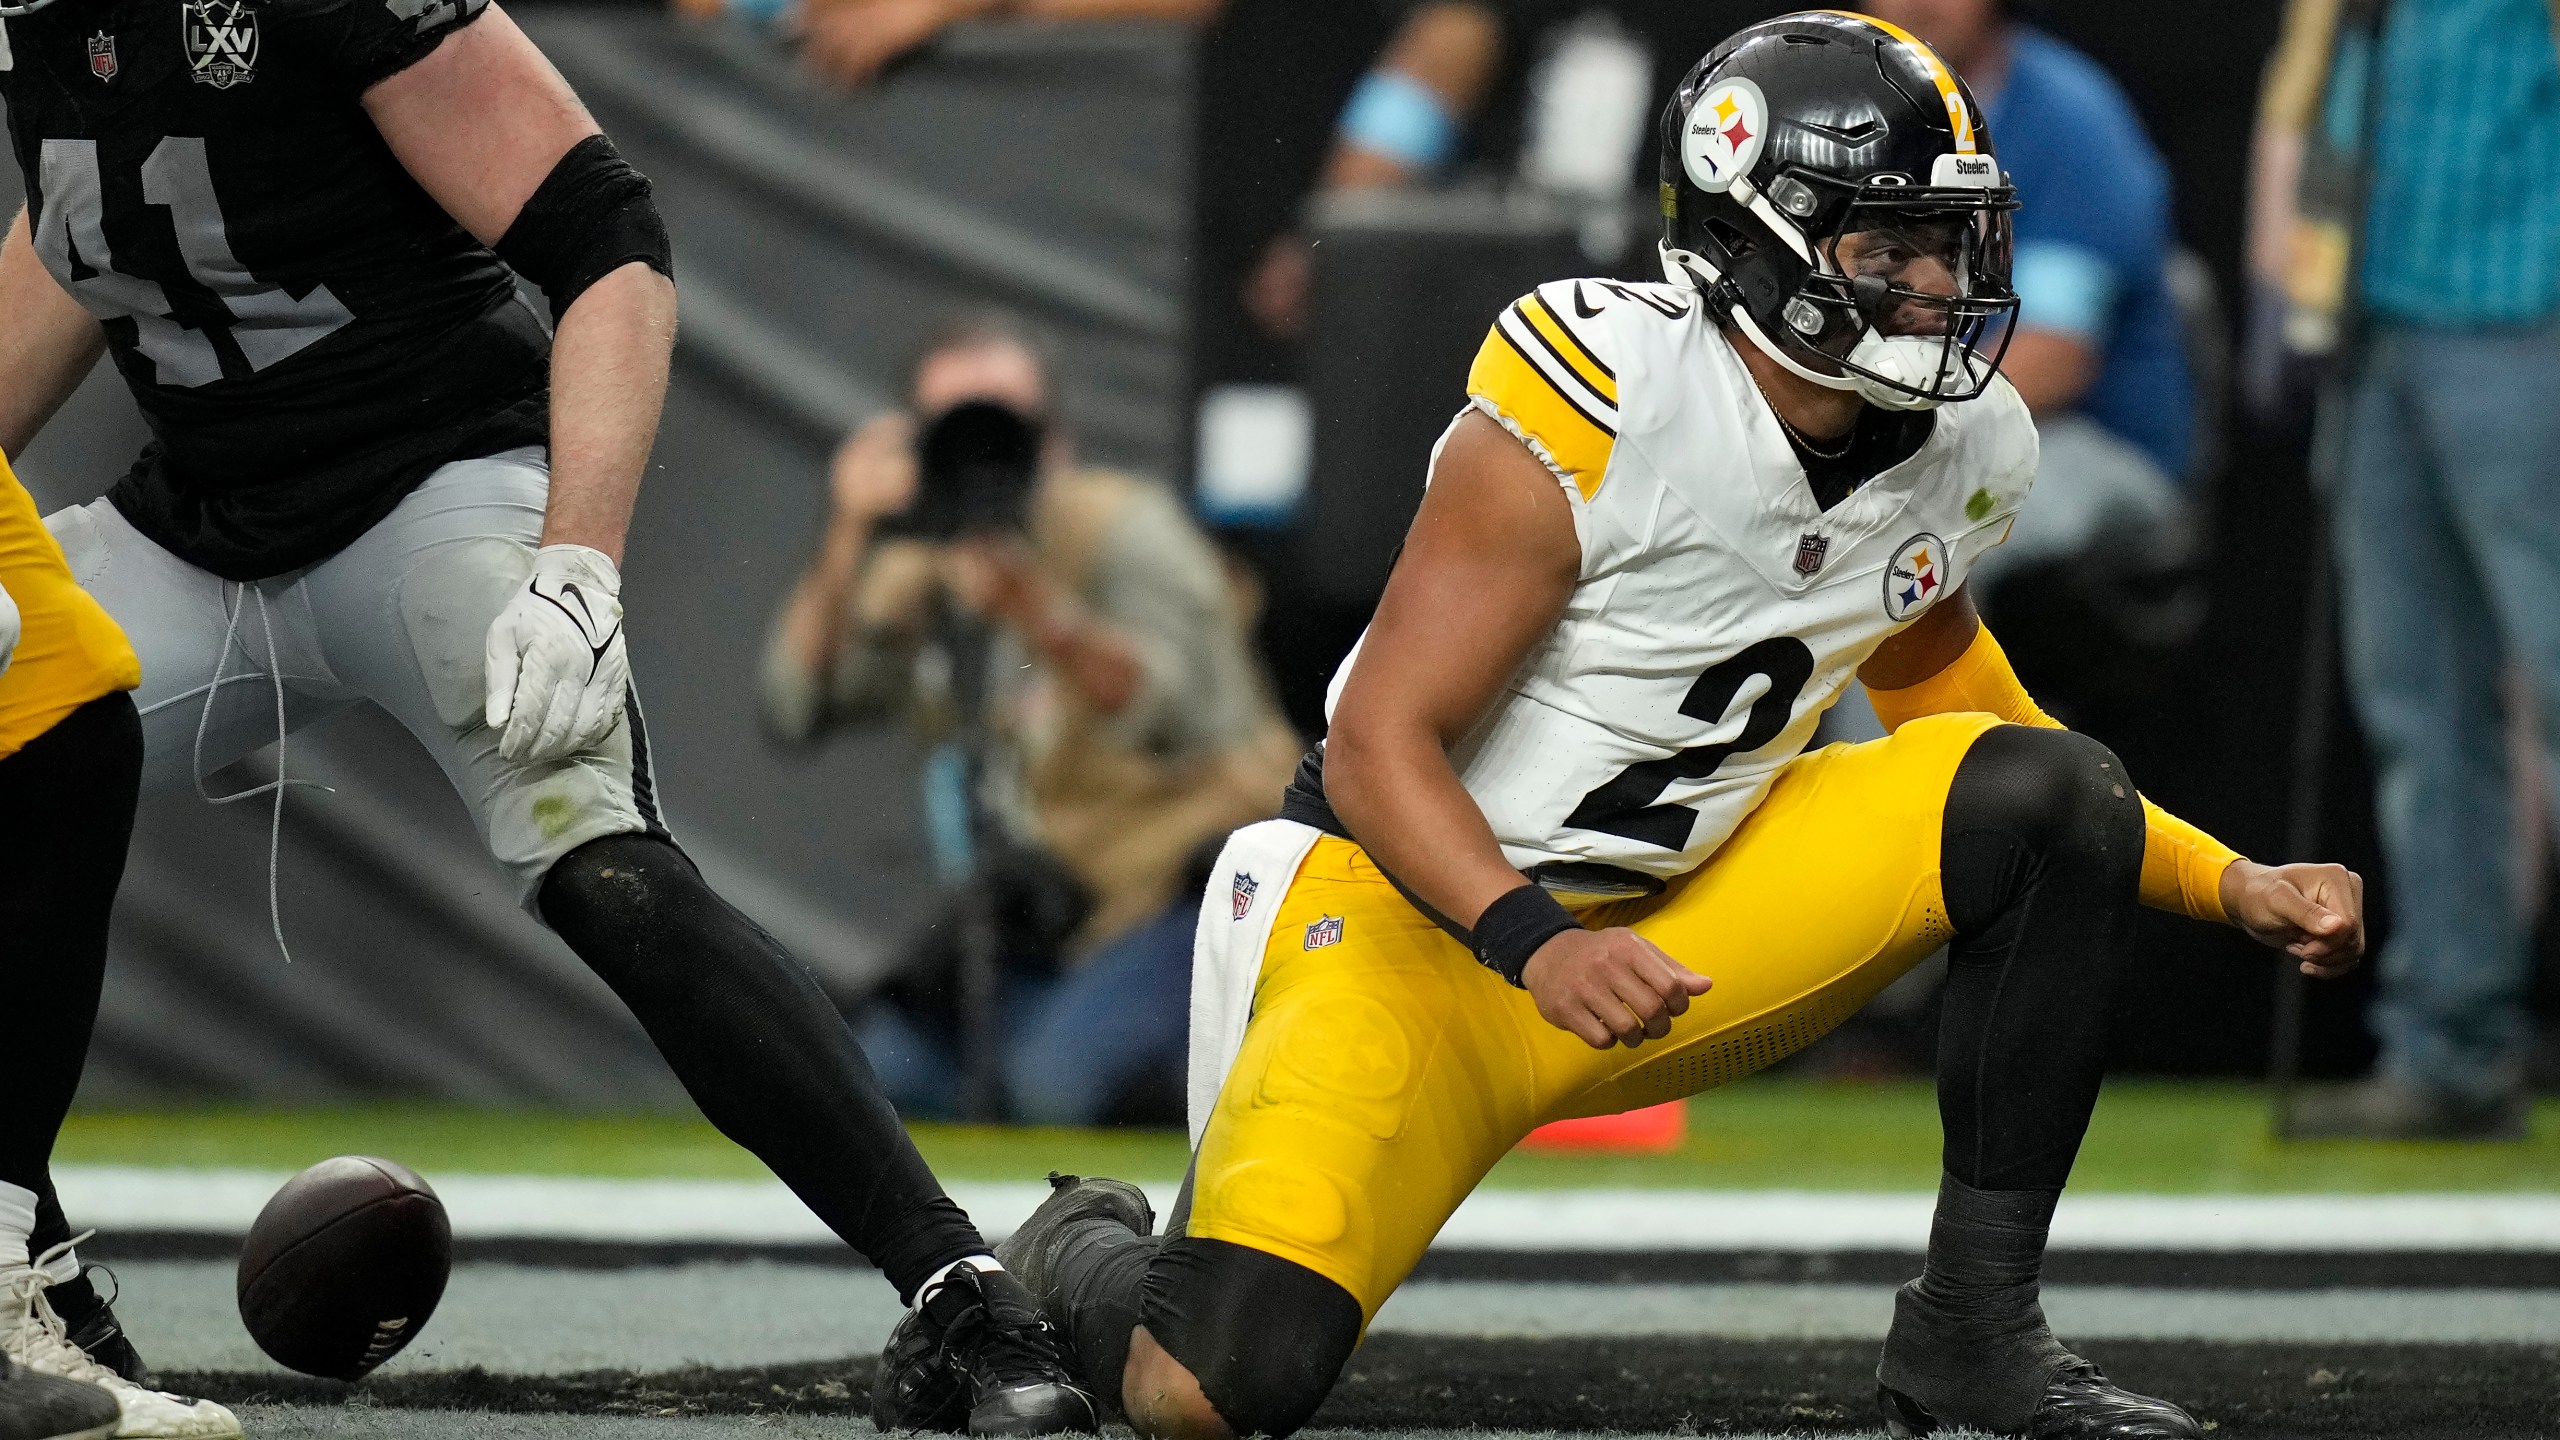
left=1, top=1243, right=240, bottom=1440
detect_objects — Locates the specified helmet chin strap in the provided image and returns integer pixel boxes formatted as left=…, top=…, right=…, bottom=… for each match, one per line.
left=1660, top=244, right=1867, bottom=396
left=1659, top=246, right=1985, bottom=412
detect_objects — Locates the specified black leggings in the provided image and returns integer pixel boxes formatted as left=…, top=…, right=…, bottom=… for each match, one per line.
left=1135, top=723, right=2147, bottom=1437
left=539, top=833, right=986, bottom=1299
left=0, top=694, right=143, bottom=1195
left=1932, top=723, right=2145, bottom=1191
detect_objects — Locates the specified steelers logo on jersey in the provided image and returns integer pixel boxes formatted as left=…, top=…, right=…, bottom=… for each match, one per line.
left=1884, top=534, right=1948, bottom=622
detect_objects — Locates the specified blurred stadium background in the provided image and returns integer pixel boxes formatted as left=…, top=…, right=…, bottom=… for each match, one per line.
left=5, top=0, right=2556, bottom=1435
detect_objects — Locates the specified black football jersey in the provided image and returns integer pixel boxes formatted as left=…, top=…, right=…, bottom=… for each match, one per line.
left=0, top=0, right=548, bottom=580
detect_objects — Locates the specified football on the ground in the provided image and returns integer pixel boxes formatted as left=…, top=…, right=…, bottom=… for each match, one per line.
left=236, top=1156, right=452, bottom=1381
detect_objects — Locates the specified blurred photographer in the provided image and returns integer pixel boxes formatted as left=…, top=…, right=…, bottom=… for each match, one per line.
left=765, top=313, right=1296, bottom=1123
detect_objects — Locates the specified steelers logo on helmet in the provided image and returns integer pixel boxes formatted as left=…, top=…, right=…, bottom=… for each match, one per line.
left=1884, top=534, right=1949, bottom=622
left=1680, top=77, right=1767, bottom=193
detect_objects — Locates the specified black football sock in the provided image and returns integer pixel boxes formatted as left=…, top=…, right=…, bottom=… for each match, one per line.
left=1879, top=1178, right=2069, bottom=1429
left=541, top=833, right=984, bottom=1299
left=0, top=697, right=140, bottom=1209
left=1879, top=725, right=2145, bottom=1431
left=1051, top=1221, right=1160, bottom=1407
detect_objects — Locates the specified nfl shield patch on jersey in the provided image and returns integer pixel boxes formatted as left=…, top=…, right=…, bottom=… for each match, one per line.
left=1793, top=532, right=1828, bottom=577
left=86, top=31, right=115, bottom=81
left=1230, top=872, right=1258, bottom=920
left=1304, top=915, right=1344, bottom=950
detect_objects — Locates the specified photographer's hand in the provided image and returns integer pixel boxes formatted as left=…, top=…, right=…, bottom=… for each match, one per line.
left=946, top=535, right=1144, bottom=715
left=778, top=413, right=923, bottom=684
left=831, top=413, right=920, bottom=528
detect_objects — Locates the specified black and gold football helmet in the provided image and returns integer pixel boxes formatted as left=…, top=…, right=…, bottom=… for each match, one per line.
left=1659, top=10, right=2020, bottom=410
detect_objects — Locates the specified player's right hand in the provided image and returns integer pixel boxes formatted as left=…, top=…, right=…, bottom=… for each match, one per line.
left=1521, top=927, right=1712, bottom=1050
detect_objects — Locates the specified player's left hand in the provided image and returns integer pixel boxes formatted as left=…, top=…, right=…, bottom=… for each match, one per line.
left=2221, top=858, right=2364, bottom=979
left=484, top=544, right=631, bottom=765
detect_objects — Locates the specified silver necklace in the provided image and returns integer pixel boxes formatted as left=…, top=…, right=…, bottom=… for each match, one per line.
left=1772, top=403, right=1854, bottom=460
left=1747, top=368, right=1856, bottom=460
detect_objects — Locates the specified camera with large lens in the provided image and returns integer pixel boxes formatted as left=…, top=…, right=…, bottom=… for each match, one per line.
left=904, top=400, right=1045, bottom=541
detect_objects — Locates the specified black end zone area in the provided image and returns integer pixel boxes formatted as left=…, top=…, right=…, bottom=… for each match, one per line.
left=162, top=1336, right=2560, bottom=1439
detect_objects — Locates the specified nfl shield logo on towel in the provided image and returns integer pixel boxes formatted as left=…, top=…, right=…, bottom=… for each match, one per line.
left=1304, top=915, right=1344, bottom=950
left=1230, top=872, right=1258, bottom=920
left=87, top=32, right=117, bottom=81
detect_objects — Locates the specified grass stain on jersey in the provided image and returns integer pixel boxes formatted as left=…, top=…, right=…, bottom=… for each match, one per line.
left=532, top=792, right=579, bottom=839
left=1965, top=487, right=1996, bottom=523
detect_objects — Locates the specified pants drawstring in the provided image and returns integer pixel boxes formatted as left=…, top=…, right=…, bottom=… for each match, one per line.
left=192, top=582, right=329, bottom=964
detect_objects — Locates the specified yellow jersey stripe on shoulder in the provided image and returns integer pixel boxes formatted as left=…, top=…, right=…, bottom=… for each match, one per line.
left=1517, top=294, right=1618, bottom=405
left=1493, top=304, right=1618, bottom=425
left=1468, top=323, right=1616, bottom=502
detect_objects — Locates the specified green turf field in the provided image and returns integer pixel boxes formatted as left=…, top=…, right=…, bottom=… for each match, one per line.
left=53, top=1080, right=2560, bottom=1191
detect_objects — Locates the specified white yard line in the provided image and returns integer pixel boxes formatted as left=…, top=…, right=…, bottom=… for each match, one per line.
left=52, top=1167, right=2560, bottom=1251
left=107, top=1260, right=2560, bottom=1375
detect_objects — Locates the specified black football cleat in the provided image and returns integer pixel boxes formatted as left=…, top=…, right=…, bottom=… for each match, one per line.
left=49, top=1271, right=149, bottom=1388
left=872, top=1262, right=1098, bottom=1437
left=995, top=1172, right=1156, bottom=1316
left=0, top=1352, right=117, bottom=1440
left=1880, top=1358, right=2203, bottom=1439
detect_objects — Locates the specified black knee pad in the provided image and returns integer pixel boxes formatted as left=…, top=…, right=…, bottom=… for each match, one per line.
left=1940, top=725, right=2144, bottom=936
left=1139, top=1238, right=1361, bottom=1438
left=538, top=833, right=713, bottom=976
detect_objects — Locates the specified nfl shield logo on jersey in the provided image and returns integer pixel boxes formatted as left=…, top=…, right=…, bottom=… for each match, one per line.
left=1304, top=915, right=1344, bottom=950
left=1884, top=533, right=1949, bottom=621
left=1793, top=532, right=1829, bottom=577
left=183, top=0, right=258, bottom=88
left=86, top=32, right=117, bottom=82
left=1230, top=872, right=1258, bottom=921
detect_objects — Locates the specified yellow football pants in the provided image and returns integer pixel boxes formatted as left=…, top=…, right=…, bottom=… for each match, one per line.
left=1184, top=710, right=2005, bottom=1320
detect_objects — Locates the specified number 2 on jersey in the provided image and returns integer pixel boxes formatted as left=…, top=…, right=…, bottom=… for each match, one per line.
left=33, top=137, right=352, bottom=388
left=1563, top=637, right=1815, bottom=850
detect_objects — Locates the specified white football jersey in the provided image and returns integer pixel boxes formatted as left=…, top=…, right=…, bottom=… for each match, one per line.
left=1327, top=277, right=2038, bottom=882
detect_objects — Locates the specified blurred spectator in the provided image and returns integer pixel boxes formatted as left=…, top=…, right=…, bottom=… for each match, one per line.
left=1861, top=0, right=2196, bottom=596
left=671, top=0, right=1225, bottom=89
left=765, top=314, right=1297, bottom=1123
left=2256, top=0, right=2560, bottom=1139
left=1239, top=1, right=1768, bottom=340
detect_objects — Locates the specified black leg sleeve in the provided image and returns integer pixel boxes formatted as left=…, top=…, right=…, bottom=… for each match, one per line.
left=0, top=694, right=142, bottom=1196
left=1138, top=1238, right=1361, bottom=1439
left=1933, top=724, right=2147, bottom=1192
left=1878, top=724, right=2148, bottom=1431
left=540, top=833, right=985, bottom=1299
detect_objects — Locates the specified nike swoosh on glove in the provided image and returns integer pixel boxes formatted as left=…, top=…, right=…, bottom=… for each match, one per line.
left=484, top=544, right=631, bottom=765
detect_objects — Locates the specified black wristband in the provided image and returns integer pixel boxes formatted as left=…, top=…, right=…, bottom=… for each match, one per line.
left=1469, top=883, right=1581, bottom=988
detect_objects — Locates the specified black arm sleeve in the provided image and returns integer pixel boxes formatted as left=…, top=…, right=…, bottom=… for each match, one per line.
left=495, top=134, right=675, bottom=324
left=329, top=0, right=497, bottom=92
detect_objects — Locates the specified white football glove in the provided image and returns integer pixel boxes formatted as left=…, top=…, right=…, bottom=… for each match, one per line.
left=483, top=544, right=630, bottom=765
left=0, top=576, right=18, bottom=679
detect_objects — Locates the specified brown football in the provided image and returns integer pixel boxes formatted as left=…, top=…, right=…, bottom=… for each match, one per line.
left=236, top=1156, right=452, bottom=1381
